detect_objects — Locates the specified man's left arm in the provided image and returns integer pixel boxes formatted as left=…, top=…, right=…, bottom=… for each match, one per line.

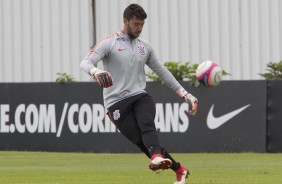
left=146, top=48, right=198, bottom=116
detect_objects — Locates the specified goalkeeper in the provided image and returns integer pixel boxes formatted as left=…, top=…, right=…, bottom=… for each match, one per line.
left=80, top=4, right=198, bottom=184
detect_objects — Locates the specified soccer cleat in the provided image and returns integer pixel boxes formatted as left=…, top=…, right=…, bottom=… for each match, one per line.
left=148, top=155, right=172, bottom=171
left=173, top=166, right=189, bottom=184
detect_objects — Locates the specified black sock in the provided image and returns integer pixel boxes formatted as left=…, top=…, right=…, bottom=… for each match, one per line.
left=161, top=148, right=181, bottom=171
left=139, top=143, right=151, bottom=158
left=147, top=145, right=162, bottom=157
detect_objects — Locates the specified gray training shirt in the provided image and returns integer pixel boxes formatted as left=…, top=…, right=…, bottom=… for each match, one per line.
left=80, top=31, right=183, bottom=108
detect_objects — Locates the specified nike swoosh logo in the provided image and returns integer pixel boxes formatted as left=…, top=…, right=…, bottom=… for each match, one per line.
left=118, top=48, right=126, bottom=51
left=207, top=104, right=251, bottom=129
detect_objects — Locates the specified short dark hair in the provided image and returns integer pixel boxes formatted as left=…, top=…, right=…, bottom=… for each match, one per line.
left=123, top=4, right=147, bottom=20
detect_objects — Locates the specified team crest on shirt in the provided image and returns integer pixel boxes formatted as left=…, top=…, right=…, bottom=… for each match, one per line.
left=113, top=110, right=120, bottom=120
left=137, top=44, right=146, bottom=56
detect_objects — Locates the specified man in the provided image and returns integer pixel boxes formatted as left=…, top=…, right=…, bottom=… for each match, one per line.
left=80, top=4, right=198, bottom=184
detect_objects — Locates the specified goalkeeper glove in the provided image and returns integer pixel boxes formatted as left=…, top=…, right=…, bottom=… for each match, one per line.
left=90, top=68, right=113, bottom=88
left=178, top=88, right=198, bottom=116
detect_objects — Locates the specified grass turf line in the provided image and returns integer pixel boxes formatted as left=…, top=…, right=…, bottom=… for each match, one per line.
left=0, top=152, right=282, bottom=184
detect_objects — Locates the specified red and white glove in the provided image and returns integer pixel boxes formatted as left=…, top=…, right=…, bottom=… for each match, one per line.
left=90, top=68, right=113, bottom=88
left=178, top=88, right=198, bottom=116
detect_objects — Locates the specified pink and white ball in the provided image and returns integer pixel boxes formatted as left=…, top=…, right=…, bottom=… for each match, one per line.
left=196, top=60, right=222, bottom=87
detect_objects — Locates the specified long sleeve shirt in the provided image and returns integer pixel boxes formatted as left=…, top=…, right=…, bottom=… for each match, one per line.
left=80, top=31, right=182, bottom=108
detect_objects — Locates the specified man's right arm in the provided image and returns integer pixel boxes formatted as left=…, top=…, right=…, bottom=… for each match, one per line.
left=80, top=39, right=113, bottom=88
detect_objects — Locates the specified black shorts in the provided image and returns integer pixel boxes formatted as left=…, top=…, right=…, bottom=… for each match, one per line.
left=107, top=93, right=159, bottom=148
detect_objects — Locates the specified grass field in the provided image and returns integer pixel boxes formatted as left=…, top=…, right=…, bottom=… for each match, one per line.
left=0, top=152, right=282, bottom=184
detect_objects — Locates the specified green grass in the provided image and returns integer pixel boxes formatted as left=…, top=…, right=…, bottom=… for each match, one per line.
left=0, top=152, right=282, bottom=184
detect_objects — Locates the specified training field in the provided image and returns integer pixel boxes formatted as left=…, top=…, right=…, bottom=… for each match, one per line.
left=0, top=152, right=282, bottom=184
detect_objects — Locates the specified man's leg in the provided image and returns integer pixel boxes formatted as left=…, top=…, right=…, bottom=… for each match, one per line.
left=133, top=94, right=189, bottom=183
left=132, top=94, right=160, bottom=154
left=108, top=94, right=171, bottom=170
left=133, top=94, right=173, bottom=170
left=108, top=94, right=188, bottom=183
left=107, top=94, right=151, bottom=158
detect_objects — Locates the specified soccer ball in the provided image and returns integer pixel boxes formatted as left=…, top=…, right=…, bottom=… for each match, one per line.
left=196, top=60, right=222, bottom=87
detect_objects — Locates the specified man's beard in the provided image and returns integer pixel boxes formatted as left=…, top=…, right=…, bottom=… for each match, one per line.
left=127, top=27, right=138, bottom=39
left=128, top=32, right=136, bottom=39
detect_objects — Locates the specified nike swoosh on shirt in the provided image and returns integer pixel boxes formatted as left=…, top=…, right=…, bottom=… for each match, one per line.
left=207, top=104, right=251, bottom=129
left=118, top=48, right=126, bottom=51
